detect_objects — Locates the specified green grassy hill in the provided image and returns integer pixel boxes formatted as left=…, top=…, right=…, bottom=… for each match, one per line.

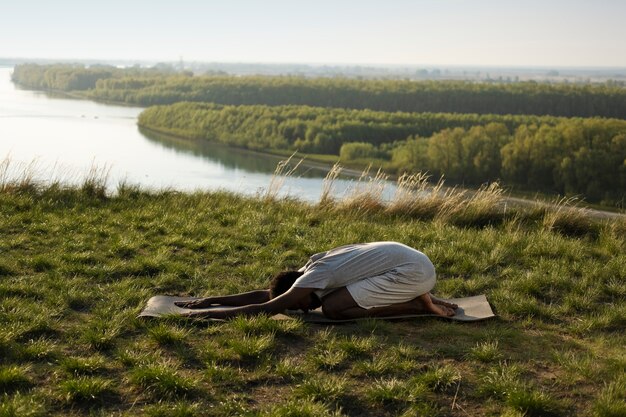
left=0, top=178, right=624, bottom=416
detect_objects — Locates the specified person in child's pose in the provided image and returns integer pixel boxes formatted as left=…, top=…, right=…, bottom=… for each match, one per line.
left=176, top=241, right=457, bottom=319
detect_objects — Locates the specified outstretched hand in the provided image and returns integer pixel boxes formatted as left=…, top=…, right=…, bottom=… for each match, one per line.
left=175, top=297, right=215, bottom=309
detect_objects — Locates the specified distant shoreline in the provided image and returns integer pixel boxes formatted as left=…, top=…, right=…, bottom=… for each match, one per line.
left=3, top=60, right=626, bottom=83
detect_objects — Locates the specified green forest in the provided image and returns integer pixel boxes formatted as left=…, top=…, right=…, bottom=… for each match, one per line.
left=12, top=63, right=626, bottom=118
left=11, top=63, right=626, bottom=205
left=138, top=102, right=626, bottom=204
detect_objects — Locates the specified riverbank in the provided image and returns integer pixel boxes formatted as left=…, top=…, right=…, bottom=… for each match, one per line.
left=141, top=126, right=626, bottom=220
left=0, top=181, right=624, bottom=416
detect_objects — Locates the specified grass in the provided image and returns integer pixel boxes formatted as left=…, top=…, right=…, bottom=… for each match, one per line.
left=226, top=333, right=275, bottom=361
left=144, top=401, right=200, bottom=417
left=58, top=376, right=116, bottom=405
left=468, top=340, right=503, bottom=363
left=146, top=323, right=190, bottom=346
left=265, top=398, right=344, bottom=417
left=0, top=393, right=47, bottom=417
left=295, top=374, right=348, bottom=403
left=416, top=363, right=461, bottom=392
left=365, top=378, right=436, bottom=414
left=129, top=363, right=197, bottom=399
left=264, top=152, right=303, bottom=202
left=505, top=387, right=562, bottom=417
left=0, top=366, right=32, bottom=394
left=592, top=375, right=626, bottom=417
left=0, top=171, right=624, bottom=416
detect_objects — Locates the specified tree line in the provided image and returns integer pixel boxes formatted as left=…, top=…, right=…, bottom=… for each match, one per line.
left=11, top=63, right=176, bottom=91
left=138, top=102, right=626, bottom=204
left=388, top=122, right=626, bottom=203
left=137, top=102, right=562, bottom=153
left=12, top=63, right=626, bottom=119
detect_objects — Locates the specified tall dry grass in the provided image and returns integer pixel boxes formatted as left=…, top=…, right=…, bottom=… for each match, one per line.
left=447, top=182, right=506, bottom=226
left=386, top=172, right=464, bottom=220
left=389, top=174, right=505, bottom=226
left=263, top=153, right=303, bottom=202
left=80, top=164, right=111, bottom=199
left=1, top=155, right=619, bottom=235
left=310, top=164, right=608, bottom=233
left=319, top=162, right=343, bottom=206
left=0, top=157, right=111, bottom=197
left=541, top=196, right=598, bottom=237
left=0, top=157, right=40, bottom=193
left=337, top=166, right=388, bottom=213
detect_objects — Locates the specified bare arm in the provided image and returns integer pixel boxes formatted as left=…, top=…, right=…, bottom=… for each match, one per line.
left=184, top=287, right=315, bottom=319
left=175, top=290, right=270, bottom=308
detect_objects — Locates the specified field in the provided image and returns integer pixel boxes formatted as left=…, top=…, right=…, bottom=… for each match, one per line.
left=0, top=170, right=624, bottom=417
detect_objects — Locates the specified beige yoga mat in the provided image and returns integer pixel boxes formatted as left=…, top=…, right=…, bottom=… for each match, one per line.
left=139, top=294, right=495, bottom=322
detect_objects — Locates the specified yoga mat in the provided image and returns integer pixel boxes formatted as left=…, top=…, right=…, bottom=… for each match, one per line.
left=139, top=294, right=495, bottom=322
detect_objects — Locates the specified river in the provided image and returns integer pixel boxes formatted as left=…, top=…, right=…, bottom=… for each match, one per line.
left=0, top=67, right=394, bottom=202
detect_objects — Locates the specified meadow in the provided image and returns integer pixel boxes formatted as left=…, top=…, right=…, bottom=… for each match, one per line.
left=0, top=166, right=624, bottom=417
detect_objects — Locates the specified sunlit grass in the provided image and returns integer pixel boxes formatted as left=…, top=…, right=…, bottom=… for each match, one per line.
left=226, top=333, right=275, bottom=361
left=416, top=363, right=461, bottom=393
left=0, top=393, right=47, bottom=417
left=59, top=376, right=116, bottom=405
left=295, top=375, right=348, bottom=403
left=477, top=362, right=524, bottom=400
left=592, top=375, right=626, bottom=417
left=264, top=397, right=345, bottom=417
left=129, top=363, right=197, bottom=399
left=365, top=377, right=435, bottom=415
left=469, top=340, right=503, bottom=363
left=0, top=366, right=31, bottom=394
left=273, top=357, right=306, bottom=381
left=60, top=356, right=107, bottom=376
left=0, top=173, right=623, bottom=416
left=506, top=387, right=562, bottom=417
left=338, top=166, right=388, bottom=213
left=147, top=323, right=190, bottom=347
left=229, top=314, right=304, bottom=336
left=265, top=152, right=303, bottom=202
left=144, top=401, right=201, bottom=417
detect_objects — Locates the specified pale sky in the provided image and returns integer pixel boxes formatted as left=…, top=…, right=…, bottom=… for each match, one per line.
left=1, top=0, right=625, bottom=67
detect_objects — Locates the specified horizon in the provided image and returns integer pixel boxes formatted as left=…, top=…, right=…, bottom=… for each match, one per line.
left=2, top=0, right=626, bottom=68
left=2, top=57, right=626, bottom=71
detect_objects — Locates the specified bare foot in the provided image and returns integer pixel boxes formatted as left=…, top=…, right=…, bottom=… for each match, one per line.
left=417, top=293, right=456, bottom=317
left=429, top=293, right=458, bottom=310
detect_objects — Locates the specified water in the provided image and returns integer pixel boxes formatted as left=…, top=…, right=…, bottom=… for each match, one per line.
left=0, top=67, right=396, bottom=202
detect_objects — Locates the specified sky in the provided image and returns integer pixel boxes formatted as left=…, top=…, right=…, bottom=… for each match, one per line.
left=1, top=0, right=625, bottom=67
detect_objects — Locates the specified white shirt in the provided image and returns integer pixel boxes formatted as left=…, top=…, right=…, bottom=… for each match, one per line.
left=292, top=242, right=434, bottom=298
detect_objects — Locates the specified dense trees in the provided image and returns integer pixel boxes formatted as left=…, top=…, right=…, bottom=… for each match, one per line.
left=11, top=64, right=175, bottom=91
left=12, top=64, right=626, bottom=119
left=499, top=121, right=626, bottom=202
left=11, top=64, right=116, bottom=91
left=339, top=142, right=380, bottom=161
left=90, top=75, right=626, bottom=119
left=139, top=102, right=626, bottom=204
left=137, top=102, right=561, bottom=153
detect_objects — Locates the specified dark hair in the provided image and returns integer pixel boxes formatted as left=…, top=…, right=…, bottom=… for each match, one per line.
left=269, top=270, right=304, bottom=299
left=269, top=270, right=322, bottom=310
